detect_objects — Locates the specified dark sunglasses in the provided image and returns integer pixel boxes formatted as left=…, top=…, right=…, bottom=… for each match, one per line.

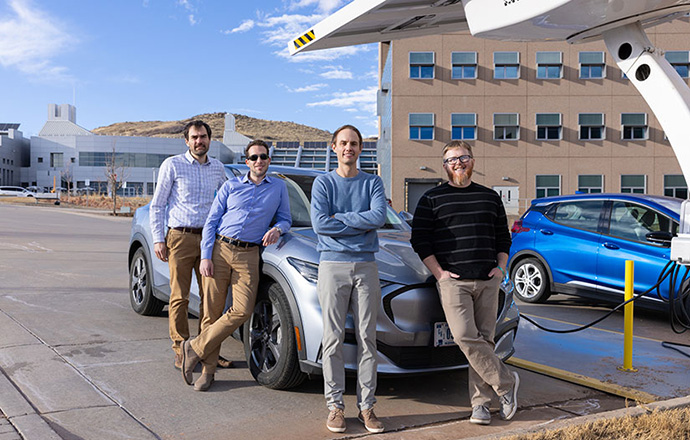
left=247, top=153, right=269, bottom=161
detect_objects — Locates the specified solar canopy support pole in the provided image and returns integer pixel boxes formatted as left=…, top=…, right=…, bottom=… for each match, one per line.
left=602, top=22, right=690, bottom=182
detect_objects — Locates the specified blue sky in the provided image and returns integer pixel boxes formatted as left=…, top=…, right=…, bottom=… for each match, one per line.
left=0, top=0, right=379, bottom=138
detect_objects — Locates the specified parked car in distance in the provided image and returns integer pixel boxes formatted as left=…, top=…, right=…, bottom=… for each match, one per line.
left=75, top=187, right=95, bottom=194
left=508, top=193, right=682, bottom=310
left=0, top=186, right=35, bottom=197
left=26, top=186, right=44, bottom=193
left=128, top=165, right=520, bottom=389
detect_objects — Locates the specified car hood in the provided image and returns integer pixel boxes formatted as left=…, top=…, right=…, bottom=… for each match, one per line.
left=291, top=229, right=433, bottom=286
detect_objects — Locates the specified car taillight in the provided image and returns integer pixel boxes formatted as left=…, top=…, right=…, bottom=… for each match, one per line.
left=511, top=220, right=530, bottom=233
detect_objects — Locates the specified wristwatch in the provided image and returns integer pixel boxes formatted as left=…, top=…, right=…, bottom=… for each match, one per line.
left=273, top=225, right=283, bottom=235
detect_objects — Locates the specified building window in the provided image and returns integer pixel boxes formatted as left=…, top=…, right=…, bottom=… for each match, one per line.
left=621, top=175, right=646, bottom=194
left=665, top=51, right=690, bottom=78
left=409, top=113, right=434, bottom=140
left=494, top=52, right=520, bottom=79
left=409, top=52, right=434, bottom=79
left=664, top=175, right=688, bottom=199
left=536, top=113, right=562, bottom=140
left=536, top=52, right=562, bottom=79
left=536, top=175, right=560, bottom=198
left=50, top=153, right=64, bottom=168
left=579, top=51, right=605, bottom=79
left=578, top=113, right=605, bottom=140
left=493, top=113, right=519, bottom=140
left=578, top=175, right=603, bottom=193
left=621, top=113, right=647, bottom=140
left=451, top=113, right=477, bottom=140
left=37, top=157, right=43, bottom=163
left=451, top=52, right=477, bottom=79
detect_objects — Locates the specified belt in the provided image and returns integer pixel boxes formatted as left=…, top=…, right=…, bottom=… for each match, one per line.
left=217, top=235, right=258, bottom=248
left=171, top=226, right=203, bottom=234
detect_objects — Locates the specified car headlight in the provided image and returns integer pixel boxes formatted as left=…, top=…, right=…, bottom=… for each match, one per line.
left=287, top=257, right=395, bottom=288
left=287, top=257, right=320, bottom=283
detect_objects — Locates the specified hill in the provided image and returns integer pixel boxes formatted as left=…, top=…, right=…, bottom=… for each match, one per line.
left=92, top=112, right=334, bottom=142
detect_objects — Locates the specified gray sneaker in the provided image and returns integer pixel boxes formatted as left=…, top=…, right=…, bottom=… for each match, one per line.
left=470, top=405, right=491, bottom=425
left=326, top=408, right=346, bottom=433
left=499, top=371, right=520, bottom=420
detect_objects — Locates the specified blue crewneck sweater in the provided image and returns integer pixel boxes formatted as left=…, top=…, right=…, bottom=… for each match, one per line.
left=310, top=170, right=387, bottom=262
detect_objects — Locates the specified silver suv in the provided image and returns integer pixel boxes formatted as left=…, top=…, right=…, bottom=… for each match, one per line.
left=128, top=165, right=519, bottom=389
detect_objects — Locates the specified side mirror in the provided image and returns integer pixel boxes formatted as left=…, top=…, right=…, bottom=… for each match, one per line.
left=646, top=231, right=673, bottom=246
left=398, top=210, right=413, bottom=226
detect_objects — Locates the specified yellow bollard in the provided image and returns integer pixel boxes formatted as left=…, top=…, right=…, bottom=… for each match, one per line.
left=618, top=260, right=638, bottom=372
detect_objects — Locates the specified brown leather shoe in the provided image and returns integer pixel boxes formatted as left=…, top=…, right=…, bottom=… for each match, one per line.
left=182, top=339, right=201, bottom=385
left=194, top=373, right=215, bottom=392
left=217, top=356, right=234, bottom=368
left=174, top=353, right=182, bottom=370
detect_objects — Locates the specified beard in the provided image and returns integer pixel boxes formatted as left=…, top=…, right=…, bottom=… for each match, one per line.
left=445, top=165, right=473, bottom=187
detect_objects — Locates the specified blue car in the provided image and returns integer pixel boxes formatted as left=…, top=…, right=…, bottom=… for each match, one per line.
left=508, top=193, right=681, bottom=309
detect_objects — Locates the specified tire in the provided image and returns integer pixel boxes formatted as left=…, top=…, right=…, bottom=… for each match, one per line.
left=244, top=281, right=306, bottom=389
left=511, top=257, right=551, bottom=303
left=129, top=247, right=165, bottom=316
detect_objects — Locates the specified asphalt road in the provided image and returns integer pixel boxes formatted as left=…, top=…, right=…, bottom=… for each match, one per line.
left=0, top=203, right=634, bottom=440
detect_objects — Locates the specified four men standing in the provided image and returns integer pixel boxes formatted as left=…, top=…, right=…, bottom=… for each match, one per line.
left=151, top=122, right=518, bottom=429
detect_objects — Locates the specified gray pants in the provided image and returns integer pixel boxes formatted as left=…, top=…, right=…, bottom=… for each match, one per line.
left=317, top=261, right=380, bottom=411
left=437, top=276, right=515, bottom=407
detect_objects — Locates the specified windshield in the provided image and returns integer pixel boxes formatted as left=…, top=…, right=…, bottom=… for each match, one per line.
left=275, top=173, right=406, bottom=230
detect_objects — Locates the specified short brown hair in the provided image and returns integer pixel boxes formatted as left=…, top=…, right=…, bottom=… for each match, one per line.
left=331, top=124, right=363, bottom=146
left=245, top=139, right=270, bottom=157
left=183, top=120, right=212, bottom=140
left=442, top=140, right=473, bottom=158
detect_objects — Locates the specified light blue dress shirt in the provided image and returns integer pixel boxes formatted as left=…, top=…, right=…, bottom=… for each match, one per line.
left=149, top=151, right=226, bottom=243
left=201, top=173, right=292, bottom=260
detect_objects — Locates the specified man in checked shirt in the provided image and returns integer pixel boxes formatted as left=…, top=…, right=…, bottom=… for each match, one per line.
left=150, top=120, right=227, bottom=370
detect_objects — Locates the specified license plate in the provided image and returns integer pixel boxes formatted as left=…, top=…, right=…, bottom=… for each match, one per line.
left=434, top=322, right=455, bottom=347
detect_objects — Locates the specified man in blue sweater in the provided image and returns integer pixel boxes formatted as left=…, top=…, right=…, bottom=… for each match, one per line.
left=311, top=125, right=388, bottom=434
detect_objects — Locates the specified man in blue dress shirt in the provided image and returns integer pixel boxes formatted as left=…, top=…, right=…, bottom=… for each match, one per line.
left=150, top=120, right=226, bottom=370
left=181, top=139, right=291, bottom=391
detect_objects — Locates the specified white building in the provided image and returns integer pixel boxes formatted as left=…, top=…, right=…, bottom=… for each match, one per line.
left=22, top=104, right=245, bottom=195
left=0, top=124, right=29, bottom=186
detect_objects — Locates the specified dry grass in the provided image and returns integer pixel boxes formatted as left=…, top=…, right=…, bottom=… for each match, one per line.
left=91, top=112, right=336, bottom=142
left=505, top=407, right=690, bottom=440
left=60, top=194, right=149, bottom=212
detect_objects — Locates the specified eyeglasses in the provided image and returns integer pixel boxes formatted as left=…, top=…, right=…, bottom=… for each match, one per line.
left=443, top=155, right=473, bottom=165
left=247, top=153, right=269, bottom=161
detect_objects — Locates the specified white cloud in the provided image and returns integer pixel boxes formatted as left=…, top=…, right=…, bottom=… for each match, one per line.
left=177, top=0, right=198, bottom=26
left=288, top=0, right=346, bottom=14
left=108, top=73, right=141, bottom=84
left=320, top=66, right=353, bottom=80
left=0, top=0, right=76, bottom=81
left=306, top=86, right=377, bottom=114
left=288, top=83, right=328, bottom=93
left=188, top=14, right=198, bottom=25
left=224, top=19, right=254, bottom=34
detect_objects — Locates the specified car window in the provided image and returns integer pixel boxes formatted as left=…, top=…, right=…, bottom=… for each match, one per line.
left=609, top=201, right=678, bottom=242
left=274, top=173, right=406, bottom=230
left=546, top=200, right=603, bottom=232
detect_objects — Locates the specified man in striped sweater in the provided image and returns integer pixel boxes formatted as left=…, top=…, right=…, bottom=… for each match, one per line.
left=410, top=140, right=519, bottom=426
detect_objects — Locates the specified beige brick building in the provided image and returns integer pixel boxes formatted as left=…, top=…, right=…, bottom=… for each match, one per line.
left=376, top=19, right=690, bottom=216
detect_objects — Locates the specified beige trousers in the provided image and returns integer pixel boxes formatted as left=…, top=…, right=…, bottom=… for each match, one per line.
left=437, top=276, right=515, bottom=407
left=191, top=240, right=260, bottom=375
left=166, top=229, right=204, bottom=357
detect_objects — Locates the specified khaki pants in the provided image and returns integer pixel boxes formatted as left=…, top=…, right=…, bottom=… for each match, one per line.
left=437, top=276, right=515, bottom=407
left=317, top=261, right=380, bottom=411
left=166, top=229, right=204, bottom=357
left=191, top=240, right=260, bottom=375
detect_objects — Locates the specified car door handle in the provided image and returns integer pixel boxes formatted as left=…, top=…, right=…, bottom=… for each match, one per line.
left=539, top=229, right=554, bottom=235
left=603, top=242, right=620, bottom=250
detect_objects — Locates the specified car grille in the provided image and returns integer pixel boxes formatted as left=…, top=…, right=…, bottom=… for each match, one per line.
left=377, top=341, right=468, bottom=369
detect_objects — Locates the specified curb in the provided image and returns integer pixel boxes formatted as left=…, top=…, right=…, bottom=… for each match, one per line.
left=465, top=395, right=690, bottom=439
left=0, top=370, right=61, bottom=440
